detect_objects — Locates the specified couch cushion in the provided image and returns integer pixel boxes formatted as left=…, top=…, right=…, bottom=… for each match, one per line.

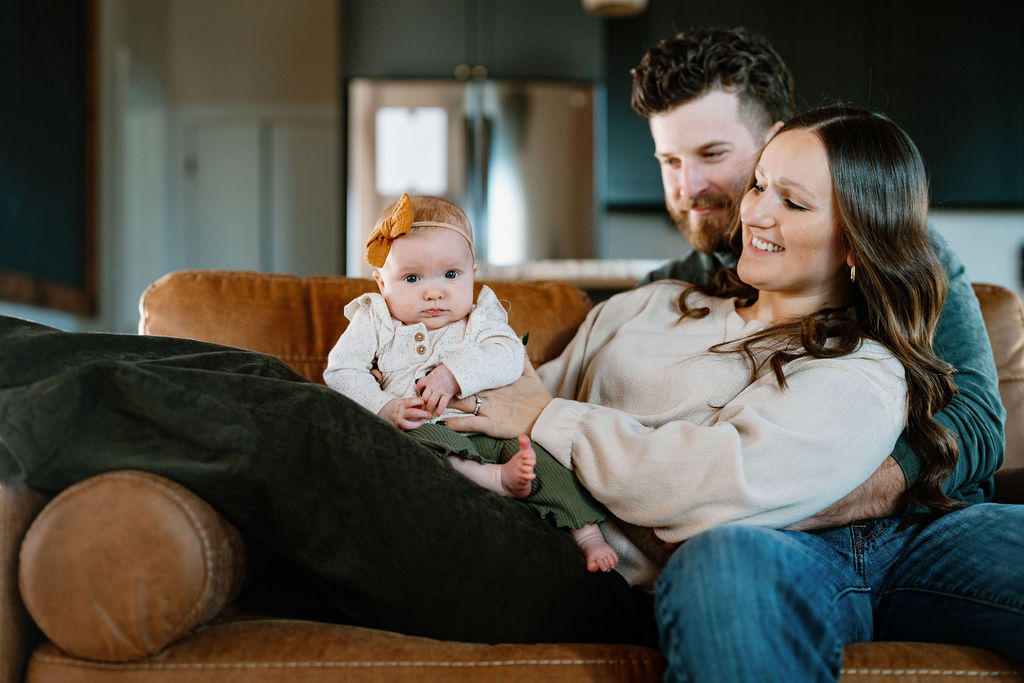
left=25, top=620, right=1024, bottom=683
left=139, top=270, right=593, bottom=383
left=27, top=620, right=667, bottom=682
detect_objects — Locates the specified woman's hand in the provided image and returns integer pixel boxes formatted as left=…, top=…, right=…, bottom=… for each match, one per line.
left=446, top=359, right=553, bottom=439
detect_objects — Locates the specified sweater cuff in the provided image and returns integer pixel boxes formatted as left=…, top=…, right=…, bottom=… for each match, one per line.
left=531, top=398, right=594, bottom=469
left=889, top=434, right=919, bottom=489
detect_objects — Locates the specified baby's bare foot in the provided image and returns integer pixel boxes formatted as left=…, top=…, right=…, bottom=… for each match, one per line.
left=571, top=523, right=619, bottom=573
left=500, top=434, right=537, bottom=498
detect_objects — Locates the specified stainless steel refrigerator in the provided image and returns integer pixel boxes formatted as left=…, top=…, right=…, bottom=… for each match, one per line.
left=346, top=78, right=599, bottom=277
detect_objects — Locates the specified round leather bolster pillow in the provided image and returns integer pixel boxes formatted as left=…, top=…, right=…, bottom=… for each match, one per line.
left=19, top=470, right=246, bottom=661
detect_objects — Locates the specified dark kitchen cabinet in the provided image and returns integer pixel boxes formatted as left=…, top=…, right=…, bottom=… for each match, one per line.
left=865, top=2, right=1024, bottom=205
left=341, top=0, right=1023, bottom=207
left=603, top=0, right=1023, bottom=206
left=342, top=0, right=603, bottom=81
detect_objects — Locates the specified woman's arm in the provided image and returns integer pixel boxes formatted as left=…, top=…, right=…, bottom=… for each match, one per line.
left=446, top=287, right=663, bottom=435
left=450, top=284, right=908, bottom=539
left=533, top=351, right=907, bottom=542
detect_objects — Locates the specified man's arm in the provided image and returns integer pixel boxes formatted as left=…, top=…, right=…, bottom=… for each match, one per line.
left=889, top=230, right=1005, bottom=503
left=793, top=230, right=1005, bottom=529
left=787, top=456, right=906, bottom=531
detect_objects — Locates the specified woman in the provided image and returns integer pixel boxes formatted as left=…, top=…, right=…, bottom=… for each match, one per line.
left=447, top=106, right=957, bottom=589
left=443, top=107, right=993, bottom=680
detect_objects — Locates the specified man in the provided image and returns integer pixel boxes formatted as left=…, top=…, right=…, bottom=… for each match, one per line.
left=631, top=26, right=1021, bottom=680
left=635, top=28, right=790, bottom=285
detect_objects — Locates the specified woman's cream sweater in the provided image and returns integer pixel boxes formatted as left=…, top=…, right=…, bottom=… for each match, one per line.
left=534, top=282, right=907, bottom=588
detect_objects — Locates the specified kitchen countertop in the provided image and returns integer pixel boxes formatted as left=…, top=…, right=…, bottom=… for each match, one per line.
left=478, top=259, right=666, bottom=292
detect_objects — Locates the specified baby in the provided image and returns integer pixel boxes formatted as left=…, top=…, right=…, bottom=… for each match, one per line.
left=324, top=193, right=617, bottom=573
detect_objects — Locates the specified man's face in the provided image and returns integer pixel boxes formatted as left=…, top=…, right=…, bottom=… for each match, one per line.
left=649, top=89, right=769, bottom=254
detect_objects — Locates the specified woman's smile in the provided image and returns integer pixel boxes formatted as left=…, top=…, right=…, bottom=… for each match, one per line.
left=750, top=235, right=783, bottom=253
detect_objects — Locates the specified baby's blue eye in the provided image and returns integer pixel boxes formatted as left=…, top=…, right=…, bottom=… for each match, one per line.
left=445, top=270, right=458, bottom=279
left=404, top=275, right=419, bottom=283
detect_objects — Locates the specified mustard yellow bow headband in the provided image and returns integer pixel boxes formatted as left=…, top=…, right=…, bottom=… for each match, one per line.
left=365, top=193, right=475, bottom=268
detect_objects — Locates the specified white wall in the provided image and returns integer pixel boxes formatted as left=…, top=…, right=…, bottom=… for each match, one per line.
left=930, top=209, right=1024, bottom=295
left=175, top=105, right=340, bottom=278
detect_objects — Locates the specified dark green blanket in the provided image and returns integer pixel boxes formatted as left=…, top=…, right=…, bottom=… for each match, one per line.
left=0, top=314, right=655, bottom=646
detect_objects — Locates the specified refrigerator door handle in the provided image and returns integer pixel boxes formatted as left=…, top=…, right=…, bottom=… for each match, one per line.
left=477, top=113, right=491, bottom=214
left=464, top=91, right=491, bottom=261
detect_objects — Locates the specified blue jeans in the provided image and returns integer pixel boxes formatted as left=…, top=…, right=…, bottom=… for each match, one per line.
left=655, top=504, right=1024, bottom=682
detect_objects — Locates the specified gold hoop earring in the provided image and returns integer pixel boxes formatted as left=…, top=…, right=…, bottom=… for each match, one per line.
left=850, top=265, right=857, bottom=283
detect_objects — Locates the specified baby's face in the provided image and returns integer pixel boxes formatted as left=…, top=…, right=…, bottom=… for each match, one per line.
left=374, top=228, right=476, bottom=330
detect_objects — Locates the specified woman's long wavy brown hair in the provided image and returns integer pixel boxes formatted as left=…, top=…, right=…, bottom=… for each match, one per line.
left=679, top=105, right=960, bottom=515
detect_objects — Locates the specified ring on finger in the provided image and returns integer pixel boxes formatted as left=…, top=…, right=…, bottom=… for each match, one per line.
left=473, top=395, right=483, bottom=416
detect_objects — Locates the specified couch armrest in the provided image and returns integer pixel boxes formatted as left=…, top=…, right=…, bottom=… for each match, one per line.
left=0, top=480, right=46, bottom=683
left=18, top=471, right=246, bottom=661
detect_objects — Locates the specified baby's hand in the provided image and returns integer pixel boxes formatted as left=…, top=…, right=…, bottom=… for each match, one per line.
left=378, top=397, right=431, bottom=430
left=415, top=364, right=460, bottom=416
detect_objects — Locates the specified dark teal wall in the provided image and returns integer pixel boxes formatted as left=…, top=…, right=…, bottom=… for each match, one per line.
left=0, top=0, right=94, bottom=313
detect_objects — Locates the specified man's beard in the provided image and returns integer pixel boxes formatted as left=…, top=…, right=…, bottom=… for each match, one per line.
left=666, top=193, right=735, bottom=254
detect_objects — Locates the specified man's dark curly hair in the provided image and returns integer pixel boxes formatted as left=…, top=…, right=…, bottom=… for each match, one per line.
left=631, top=26, right=796, bottom=136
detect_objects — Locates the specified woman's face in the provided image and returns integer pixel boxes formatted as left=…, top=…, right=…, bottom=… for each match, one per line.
left=736, top=129, right=852, bottom=313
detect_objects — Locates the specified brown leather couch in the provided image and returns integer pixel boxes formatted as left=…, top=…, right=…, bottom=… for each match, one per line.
left=5, top=270, right=1024, bottom=682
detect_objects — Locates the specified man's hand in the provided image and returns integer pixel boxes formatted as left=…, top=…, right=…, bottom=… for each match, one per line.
left=415, top=364, right=460, bottom=416
left=787, top=455, right=908, bottom=531
left=377, top=397, right=432, bottom=430
left=446, top=359, right=553, bottom=438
